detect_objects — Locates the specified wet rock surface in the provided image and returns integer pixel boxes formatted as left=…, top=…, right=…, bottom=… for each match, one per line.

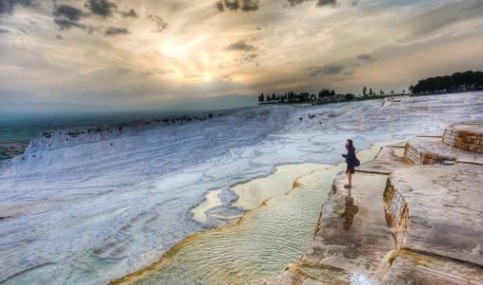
left=302, top=173, right=394, bottom=274
left=267, top=169, right=397, bottom=285
left=269, top=129, right=483, bottom=285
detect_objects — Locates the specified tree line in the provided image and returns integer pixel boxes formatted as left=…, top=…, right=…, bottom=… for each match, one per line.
left=409, top=70, right=483, bottom=95
left=258, top=89, right=357, bottom=105
left=257, top=70, right=483, bottom=105
left=257, top=88, right=406, bottom=106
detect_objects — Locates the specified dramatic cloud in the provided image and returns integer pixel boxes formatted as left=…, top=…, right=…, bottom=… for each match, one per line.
left=121, top=8, right=137, bottom=18
left=54, top=18, right=87, bottom=30
left=85, top=0, right=117, bottom=17
left=54, top=4, right=84, bottom=21
left=148, top=15, right=168, bottom=32
left=357, top=54, right=375, bottom=64
left=104, top=26, right=128, bottom=36
left=307, top=65, right=344, bottom=77
left=1, top=0, right=483, bottom=113
left=216, top=0, right=259, bottom=12
left=0, top=0, right=34, bottom=15
left=225, top=40, right=255, bottom=51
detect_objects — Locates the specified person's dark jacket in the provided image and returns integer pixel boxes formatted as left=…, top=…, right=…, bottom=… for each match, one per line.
left=342, top=147, right=356, bottom=167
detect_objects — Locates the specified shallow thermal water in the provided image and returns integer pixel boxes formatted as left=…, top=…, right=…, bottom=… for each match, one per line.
left=113, top=145, right=381, bottom=285
left=0, top=93, right=482, bottom=285
left=115, top=148, right=381, bottom=285
left=114, top=164, right=339, bottom=285
left=190, top=163, right=325, bottom=224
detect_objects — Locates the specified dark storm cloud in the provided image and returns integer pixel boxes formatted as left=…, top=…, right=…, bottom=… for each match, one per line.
left=121, top=8, right=137, bottom=18
left=0, top=27, right=9, bottom=33
left=54, top=4, right=84, bottom=21
left=85, top=0, right=117, bottom=17
left=316, top=0, right=337, bottom=7
left=216, top=0, right=259, bottom=12
left=54, top=18, right=87, bottom=30
left=410, top=0, right=483, bottom=37
left=225, top=40, right=255, bottom=51
left=0, top=0, right=35, bottom=15
left=357, top=54, right=375, bottom=64
left=104, top=26, right=128, bottom=36
left=306, top=65, right=343, bottom=77
left=148, top=15, right=168, bottom=32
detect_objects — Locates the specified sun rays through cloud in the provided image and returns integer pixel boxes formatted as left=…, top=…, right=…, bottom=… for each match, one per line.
left=1, top=0, right=483, bottom=112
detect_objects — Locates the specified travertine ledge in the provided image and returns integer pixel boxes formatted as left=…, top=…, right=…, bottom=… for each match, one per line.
left=267, top=123, right=483, bottom=285
left=443, top=121, right=483, bottom=153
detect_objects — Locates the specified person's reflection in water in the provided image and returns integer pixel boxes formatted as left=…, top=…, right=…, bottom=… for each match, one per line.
left=341, top=190, right=359, bottom=231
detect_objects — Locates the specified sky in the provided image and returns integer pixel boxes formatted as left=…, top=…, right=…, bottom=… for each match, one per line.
left=1, top=0, right=483, bottom=113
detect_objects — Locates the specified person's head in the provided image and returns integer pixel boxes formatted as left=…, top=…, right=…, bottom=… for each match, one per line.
left=345, top=139, right=354, bottom=150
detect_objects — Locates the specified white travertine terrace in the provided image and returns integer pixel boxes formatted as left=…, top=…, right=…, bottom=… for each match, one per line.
left=1, top=93, right=482, bottom=285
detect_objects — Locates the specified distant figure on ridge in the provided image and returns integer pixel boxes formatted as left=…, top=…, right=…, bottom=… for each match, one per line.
left=342, top=139, right=359, bottom=189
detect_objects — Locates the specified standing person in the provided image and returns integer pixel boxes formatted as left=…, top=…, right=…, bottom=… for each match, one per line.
left=342, top=139, right=357, bottom=189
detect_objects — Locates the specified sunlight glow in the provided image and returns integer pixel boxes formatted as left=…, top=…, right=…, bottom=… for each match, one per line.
left=203, top=72, right=213, bottom=82
left=161, top=40, right=190, bottom=59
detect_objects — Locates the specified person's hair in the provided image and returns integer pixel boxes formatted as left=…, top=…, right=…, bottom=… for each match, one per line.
left=346, top=139, right=354, bottom=150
